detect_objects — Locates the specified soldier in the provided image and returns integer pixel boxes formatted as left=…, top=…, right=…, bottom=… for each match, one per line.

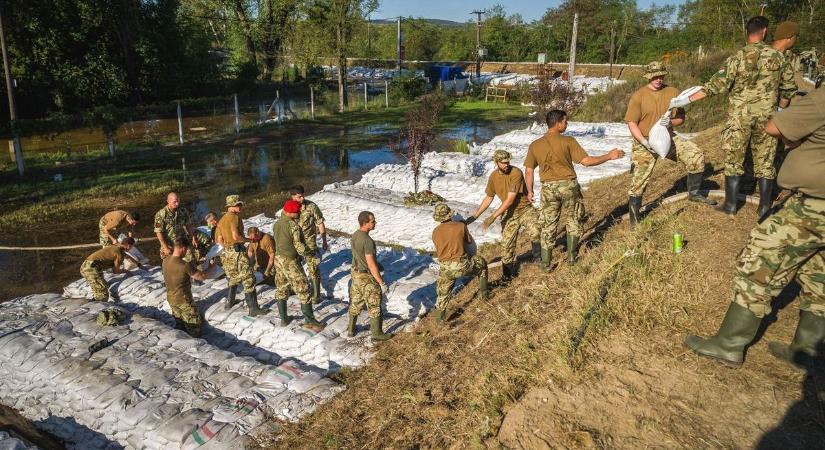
left=162, top=238, right=212, bottom=337
left=347, top=211, right=391, bottom=340
left=154, top=192, right=196, bottom=260
left=431, top=203, right=488, bottom=323
left=81, top=237, right=139, bottom=302
left=289, top=185, right=328, bottom=304
left=273, top=199, right=324, bottom=329
left=525, top=110, right=625, bottom=269
left=771, top=22, right=800, bottom=89
left=684, top=84, right=825, bottom=369
left=215, top=195, right=266, bottom=316
left=674, top=16, right=797, bottom=217
left=98, top=210, right=140, bottom=247
left=192, top=213, right=218, bottom=263
left=247, top=227, right=276, bottom=284
left=625, top=61, right=717, bottom=227
left=466, top=149, right=540, bottom=281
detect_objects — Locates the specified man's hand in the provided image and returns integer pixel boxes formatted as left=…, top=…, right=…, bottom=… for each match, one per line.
left=380, top=283, right=390, bottom=296
left=482, top=215, right=496, bottom=232
left=658, top=115, right=671, bottom=128
left=639, top=138, right=654, bottom=153
left=463, top=215, right=476, bottom=225
left=607, top=148, right=625, bottom=160
left=527, top=191, right=534, bottom=203
left=322, top=241, right=329, bottom=252
left=110, top=236, right=118, bottom=245
left=160, top=245, right=171, bottom=257
left=669, top=97, right=690, bottom=109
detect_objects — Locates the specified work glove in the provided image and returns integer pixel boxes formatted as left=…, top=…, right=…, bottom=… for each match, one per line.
left=658, top=114, right=671, bottom=128
left=639, top=138, right=655, bottom=154
left=669, top=96, right=691, bottom=109
left=380, top=283, right=390, bottom=296
left=463, top=215, right=477, bottom=225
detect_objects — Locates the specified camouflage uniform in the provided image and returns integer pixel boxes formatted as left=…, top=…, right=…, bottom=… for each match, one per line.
left=80, top=260, right=109, bottom=301
left=193, top=229, right=213, bottom=262
left=350, top=272, right=382, bottom=319
left=435, top=255, right=487, bottom=313
left=169, top=300, right=202, bottom=337
left=539, top=179, right=585, bottom=249
left=733, top=194, right=825, bottom=318
left=500, top=206, right=540, bottom=265
left=629, top=136, right=705, bottom=197
left=222, top=249, right=256, bottom=294
left=153, top=206, right=193, bottom=260
left=703, top=41, right=797, bottom=178
left=274, top=215, right=312, bottom=304
left=297, top=200, right=325, bottom=283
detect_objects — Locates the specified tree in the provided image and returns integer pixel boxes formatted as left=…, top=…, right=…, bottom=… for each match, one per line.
left=404, top=93, right=445, bottom=193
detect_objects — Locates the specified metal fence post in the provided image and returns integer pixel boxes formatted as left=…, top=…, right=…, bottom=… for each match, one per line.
left=364, top=82, right=368, bottom=111
left=310, top=86, right=315, bottom=119
left=107, top=132, right=115, bottom=158
left=234, top=94, right=240, bottom=133
left=176, top=101, right=184, bottom=144
left=385, top=80, right=389, bottom=108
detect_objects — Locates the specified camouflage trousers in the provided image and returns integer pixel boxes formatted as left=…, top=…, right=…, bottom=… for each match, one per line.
left=274, top=255, right=311, bottom=304
left=80, top=260, right=109, bottom=301
left=349, top=272, right=382, bottom=319
left=629, top=136, right=705, bottom=197
left=436, top=256, right=488, bottom=312
left=304, top=242, right=321, bottom=283
left=540, top=179, right=585, bottom=249
left=733, top=194, right=825, bottom=318
left=222, top=249, right=256, bottom=293
left=500, top=205, right=540, bottom=265
left=722, top=113, right=777, bottom=179
left=168, top=296, right=202, bottom=337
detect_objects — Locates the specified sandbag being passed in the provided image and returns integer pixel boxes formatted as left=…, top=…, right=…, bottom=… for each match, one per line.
left=647, top=112, right=672, bottom=158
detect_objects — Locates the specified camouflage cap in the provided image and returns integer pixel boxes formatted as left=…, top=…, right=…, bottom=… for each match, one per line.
left=432, top=203, right=453, bottom=222
left=643, top=61, right=668, bottom=80
left=225, top=194, right=244, bottom=208
left=774, top=21, right=799, bottom=40
left=492, top=149, right=512, bottom=163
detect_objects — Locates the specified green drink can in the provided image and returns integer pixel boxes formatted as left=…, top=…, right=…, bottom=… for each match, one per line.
left=672, top=232, right=684, bottom=254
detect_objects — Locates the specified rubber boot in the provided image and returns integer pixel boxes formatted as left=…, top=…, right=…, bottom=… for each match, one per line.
left=717, top=176, right=741, bottom=216
left=756, top=177, right=774, bottom=219
left=370, top=317, right=392, bottom=341
left=686, top=172, right=717, bottom=205
left=277, top=299, right=292, bottom=326
left=683, top=302, right=762, bottom=367
left=347, top=315, right=358, bottom=337
left=540, top=247, right=552, bottom=271
left=224, top=285, right=239, bottom=310
left=245, top=290, right=266, bottom=317
left=478, top=273, right=489, bottom=300
left=501, top=263, right=516, bottom=282
left=768, top=311, right=825, bottom=370
left=312, top=278, right=322, bottom=304
left=435, top=309, right=447, bottom=323
left=628, top=196, right=642, bottom=229
left=300, top=303, right=325, bottom=329
left=566, top=234, right=579, bottom=265
left=531, top=241, right=541, bottom=262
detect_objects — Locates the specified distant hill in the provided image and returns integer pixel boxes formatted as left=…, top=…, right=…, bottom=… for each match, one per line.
left=372, top=18, right=467, bottom=27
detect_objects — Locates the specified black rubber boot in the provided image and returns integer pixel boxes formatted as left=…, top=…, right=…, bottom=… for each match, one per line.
left=224, top=285, right=239, bottom=310
left=531, top=241, right=541, bottom=262
left=370, top=317, right=392, bottom=341
left=300, top=303, right=325, bottom=329
left=478, top=273, right=489, bottom=300
left=768, top=311, right=825, bottom=370
left=686, top=172, right=717, bottom=205
left=277, top=299, right=292, bottom=326
left=501, top=263, right=516, bottom=282
left=683, top=302, right=762, bottom=367
left=717, top=176, right=741, bottom=216
left=628, top=196, right=642, bottom=229
left=566, top=234, right=579, bottom=265
left=245, top=290, right=266, bottom=317
left=347, top=314, right=358, bottom=337
left=757, top=177, right=774, bottom=219
left=312, top=278, right=321, bottom=304
left=540, top=247, right=552, bottom=271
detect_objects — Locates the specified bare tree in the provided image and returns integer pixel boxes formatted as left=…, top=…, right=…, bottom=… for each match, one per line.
left=403, top=93, right=445, bottom=193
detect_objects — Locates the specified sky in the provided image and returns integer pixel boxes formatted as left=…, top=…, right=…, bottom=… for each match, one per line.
left=374, top=0, right=686, bottom=23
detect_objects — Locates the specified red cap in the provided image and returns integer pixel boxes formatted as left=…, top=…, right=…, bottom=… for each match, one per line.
left=283, top=200, right=301, bottom=214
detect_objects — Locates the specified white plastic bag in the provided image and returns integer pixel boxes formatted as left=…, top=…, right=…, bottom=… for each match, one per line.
left=648, top=117, right=672, bottom=158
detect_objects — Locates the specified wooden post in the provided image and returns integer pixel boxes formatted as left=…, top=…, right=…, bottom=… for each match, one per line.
left=181, top=157, right=186, bottom=182
left=364, top=82, right=368, bottom=111
left=176, top=101, right=184, bottom=144
left=310, top=86, right=315, bottom=119
left=107, top=132, right=115, bottom=158
left=0, top=5, right=23, bottom=175
left=385, top=80, right=389, bottom=108
left=568, top=13, right=579, bottom=79
left=234, top=94, right=240, bottom=133
left=608, top=22, right=616, bottom=82
left=259, top=102, right=266, bottom=123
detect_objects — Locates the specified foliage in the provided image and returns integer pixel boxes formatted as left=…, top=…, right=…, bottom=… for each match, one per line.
left=529, top=76, right=586, bottom=119
left=448, top=139, right=470, bottom=154
left=388, top=75, right=428, bottom=103
left=403, top=190, right=445, bottom=207
left=403, top=92, right=447, bottom=193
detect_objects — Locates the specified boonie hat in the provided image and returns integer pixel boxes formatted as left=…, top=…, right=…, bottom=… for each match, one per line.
left=492, top=149, right=512, bottom=163
left=432, top=203, right=453, bottom=222
left=643, top=61, right=668, bottom=80
left=774, top=21, right=799, bottom=40
left=283, top=200, right=301, bottom=214
left=225, top=195, right=244, bottom=208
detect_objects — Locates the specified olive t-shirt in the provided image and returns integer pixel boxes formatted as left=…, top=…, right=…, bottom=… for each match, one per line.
left=274, top=215, right=300, bottom=259
left=162, top=255, right=196, bottom=305
left=100, top=210, right=133, bottom=232
left=624, top=85, right=680, bottom=137
left=432, top=221, right=470, bottom=262
left=216, top=211, right=244, bottom=247
left=86, top=246, right=124, bottom=269
left=774, top=86, right=825, bottom=199
left=524, top=132, right=588, bottom=182
left=351, top=230, right=379, bottom=273
left=250, top=233, right=276, bottom=267
left=485, top=166, right=532, bottom=212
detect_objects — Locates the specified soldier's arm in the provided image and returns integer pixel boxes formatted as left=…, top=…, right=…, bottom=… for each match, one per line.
left=291, top=222, right=309, bottom=255
left=626, top=121, right=647, bottom=144
left=189, top=261, right=211, bottom=281
left=365, top=254, right=385, bottom=286
left=490, top=192, right=517, bottom=220
left=778, top=60, right=797, bottom=108
left=154, top=211, right=171, bottom=253
left=472, top=195, right=495, bottom=219
left=314, top=205, right=329, bottom=250
left=104, top=225, right=118, bottom=244
left=524, top=167, right=536, bottom=203
left=694, top=54, right=738, bottom=100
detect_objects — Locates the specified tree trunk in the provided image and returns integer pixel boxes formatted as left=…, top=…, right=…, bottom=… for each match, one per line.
left=112, top=0, right=142, bottom=105
left=337, top=22, right=347, bottom=113
left=233, top=0, right=258, bottom=71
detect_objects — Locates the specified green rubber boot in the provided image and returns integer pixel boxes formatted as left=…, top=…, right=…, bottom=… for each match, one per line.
left=531, top=241, right=541, bottom=262
left=435, top=309, right=447, bottom=324
left=301, top=303, right=325, bottom=329
left=768, top=311, right=825, bottom=371
left=478, top=273, right=489, bottom=300
left=245, top=290, right=267, bottom=317
left=224, top=285, right=239, bottom=310
left=717, top=176, right=741, bottom=216
left=370, top=317, right=392, bottom=341
left=311, top=278, right=321, bottom=304
left=566, top=234, right=579, bottom=265
left=347, top=314, right=358, bottom=337
left=277, top=299, right=292, bottom=326
left=686, top=172, right=717, bottom=205
left=628, top=196, right=642, bottom=229
left=683, top=302, right=762, bottom=367
left=540, top=247, right=552, bottom=272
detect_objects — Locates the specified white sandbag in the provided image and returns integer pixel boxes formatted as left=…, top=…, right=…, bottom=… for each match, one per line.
left=181, top=419, right=227, bottom=450
left=211, top=398, right=259, bottom=424
left=648, top=115, right=672, bottom=158
left=157, top=408, right=213, bottom=445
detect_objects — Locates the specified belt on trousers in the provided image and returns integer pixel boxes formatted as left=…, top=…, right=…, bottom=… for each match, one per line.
left=223, top=243, right=244, bottom=252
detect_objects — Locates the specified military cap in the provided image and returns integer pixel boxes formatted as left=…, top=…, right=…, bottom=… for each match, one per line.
left=432, top=203, right=453, bottom=222
left=774, top=21, right=799, bottom=40
left=283, top=200, right=301, bottom=214
left=643, top=61, right=668, bottom=80
left=225, top=194, right=244, bottom=208
left=492, top=149, right=512, bottom=163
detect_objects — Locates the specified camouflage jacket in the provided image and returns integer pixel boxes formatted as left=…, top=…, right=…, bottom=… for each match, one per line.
left=703, top=41, right=796, bottom=116
left=153, top=206, right=193, bottom=243
left=297, top=200, right=325, bottom=244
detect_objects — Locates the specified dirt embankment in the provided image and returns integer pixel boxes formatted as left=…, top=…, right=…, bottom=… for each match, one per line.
left=268, top=126, right=824, bottom=448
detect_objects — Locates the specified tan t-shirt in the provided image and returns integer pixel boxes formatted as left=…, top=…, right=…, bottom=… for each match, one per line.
left=774, top=86, right=825, bottom=199
left=250, top=233, right=276, bottom=267
left=100, top=210, right=132, bottom=232
left=485, top=166, right=531, bottom=212
left=524, top=132, right=588, bottom=182
left=216, top=211, right=244, bottom=247
left=162, top=255, right=196, bottom=305
left=86, top=246, right=124, bottom=270
left=432, top=221, right=470, bottom=262
left=624, top=85, right=680, bottom=137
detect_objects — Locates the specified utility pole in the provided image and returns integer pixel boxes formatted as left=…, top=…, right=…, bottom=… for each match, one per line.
left=471, top=10, right=484, bottom=80
left=367, top=14, right=372, bottom=68
left=396, top=17, right=402, bottom=73
left=0, top=4, right=23, bottom=176
left=608, top=21, right=616, bottom=82
left=568, top=13, right=579, bottom=79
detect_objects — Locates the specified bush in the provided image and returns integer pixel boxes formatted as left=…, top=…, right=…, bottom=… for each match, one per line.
left=529, top=76, right=587, bottom=119
left=389, top=76, right=428, bottom=104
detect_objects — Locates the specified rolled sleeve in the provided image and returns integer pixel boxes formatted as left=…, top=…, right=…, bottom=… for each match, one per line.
left=772, top=92, right=825, bottom=142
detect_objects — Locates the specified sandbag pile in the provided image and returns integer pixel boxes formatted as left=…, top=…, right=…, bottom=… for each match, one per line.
left=0, top=431, right=36, bottom=450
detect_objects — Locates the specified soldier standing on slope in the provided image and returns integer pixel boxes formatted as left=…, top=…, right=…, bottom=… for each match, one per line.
left=154, top=192, right=196, bottom=261
left=289, top=185, right=329, bottom=304
left=672, top=16, right=797, bottom=217
left=347, top=211, right=391, bottom=340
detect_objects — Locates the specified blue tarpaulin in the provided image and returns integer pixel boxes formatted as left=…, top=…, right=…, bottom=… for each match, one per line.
left=428, top=65, right=465, bottom=81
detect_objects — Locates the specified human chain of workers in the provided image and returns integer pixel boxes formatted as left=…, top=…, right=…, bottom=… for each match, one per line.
left=78, top=17, right=824, bottom=370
